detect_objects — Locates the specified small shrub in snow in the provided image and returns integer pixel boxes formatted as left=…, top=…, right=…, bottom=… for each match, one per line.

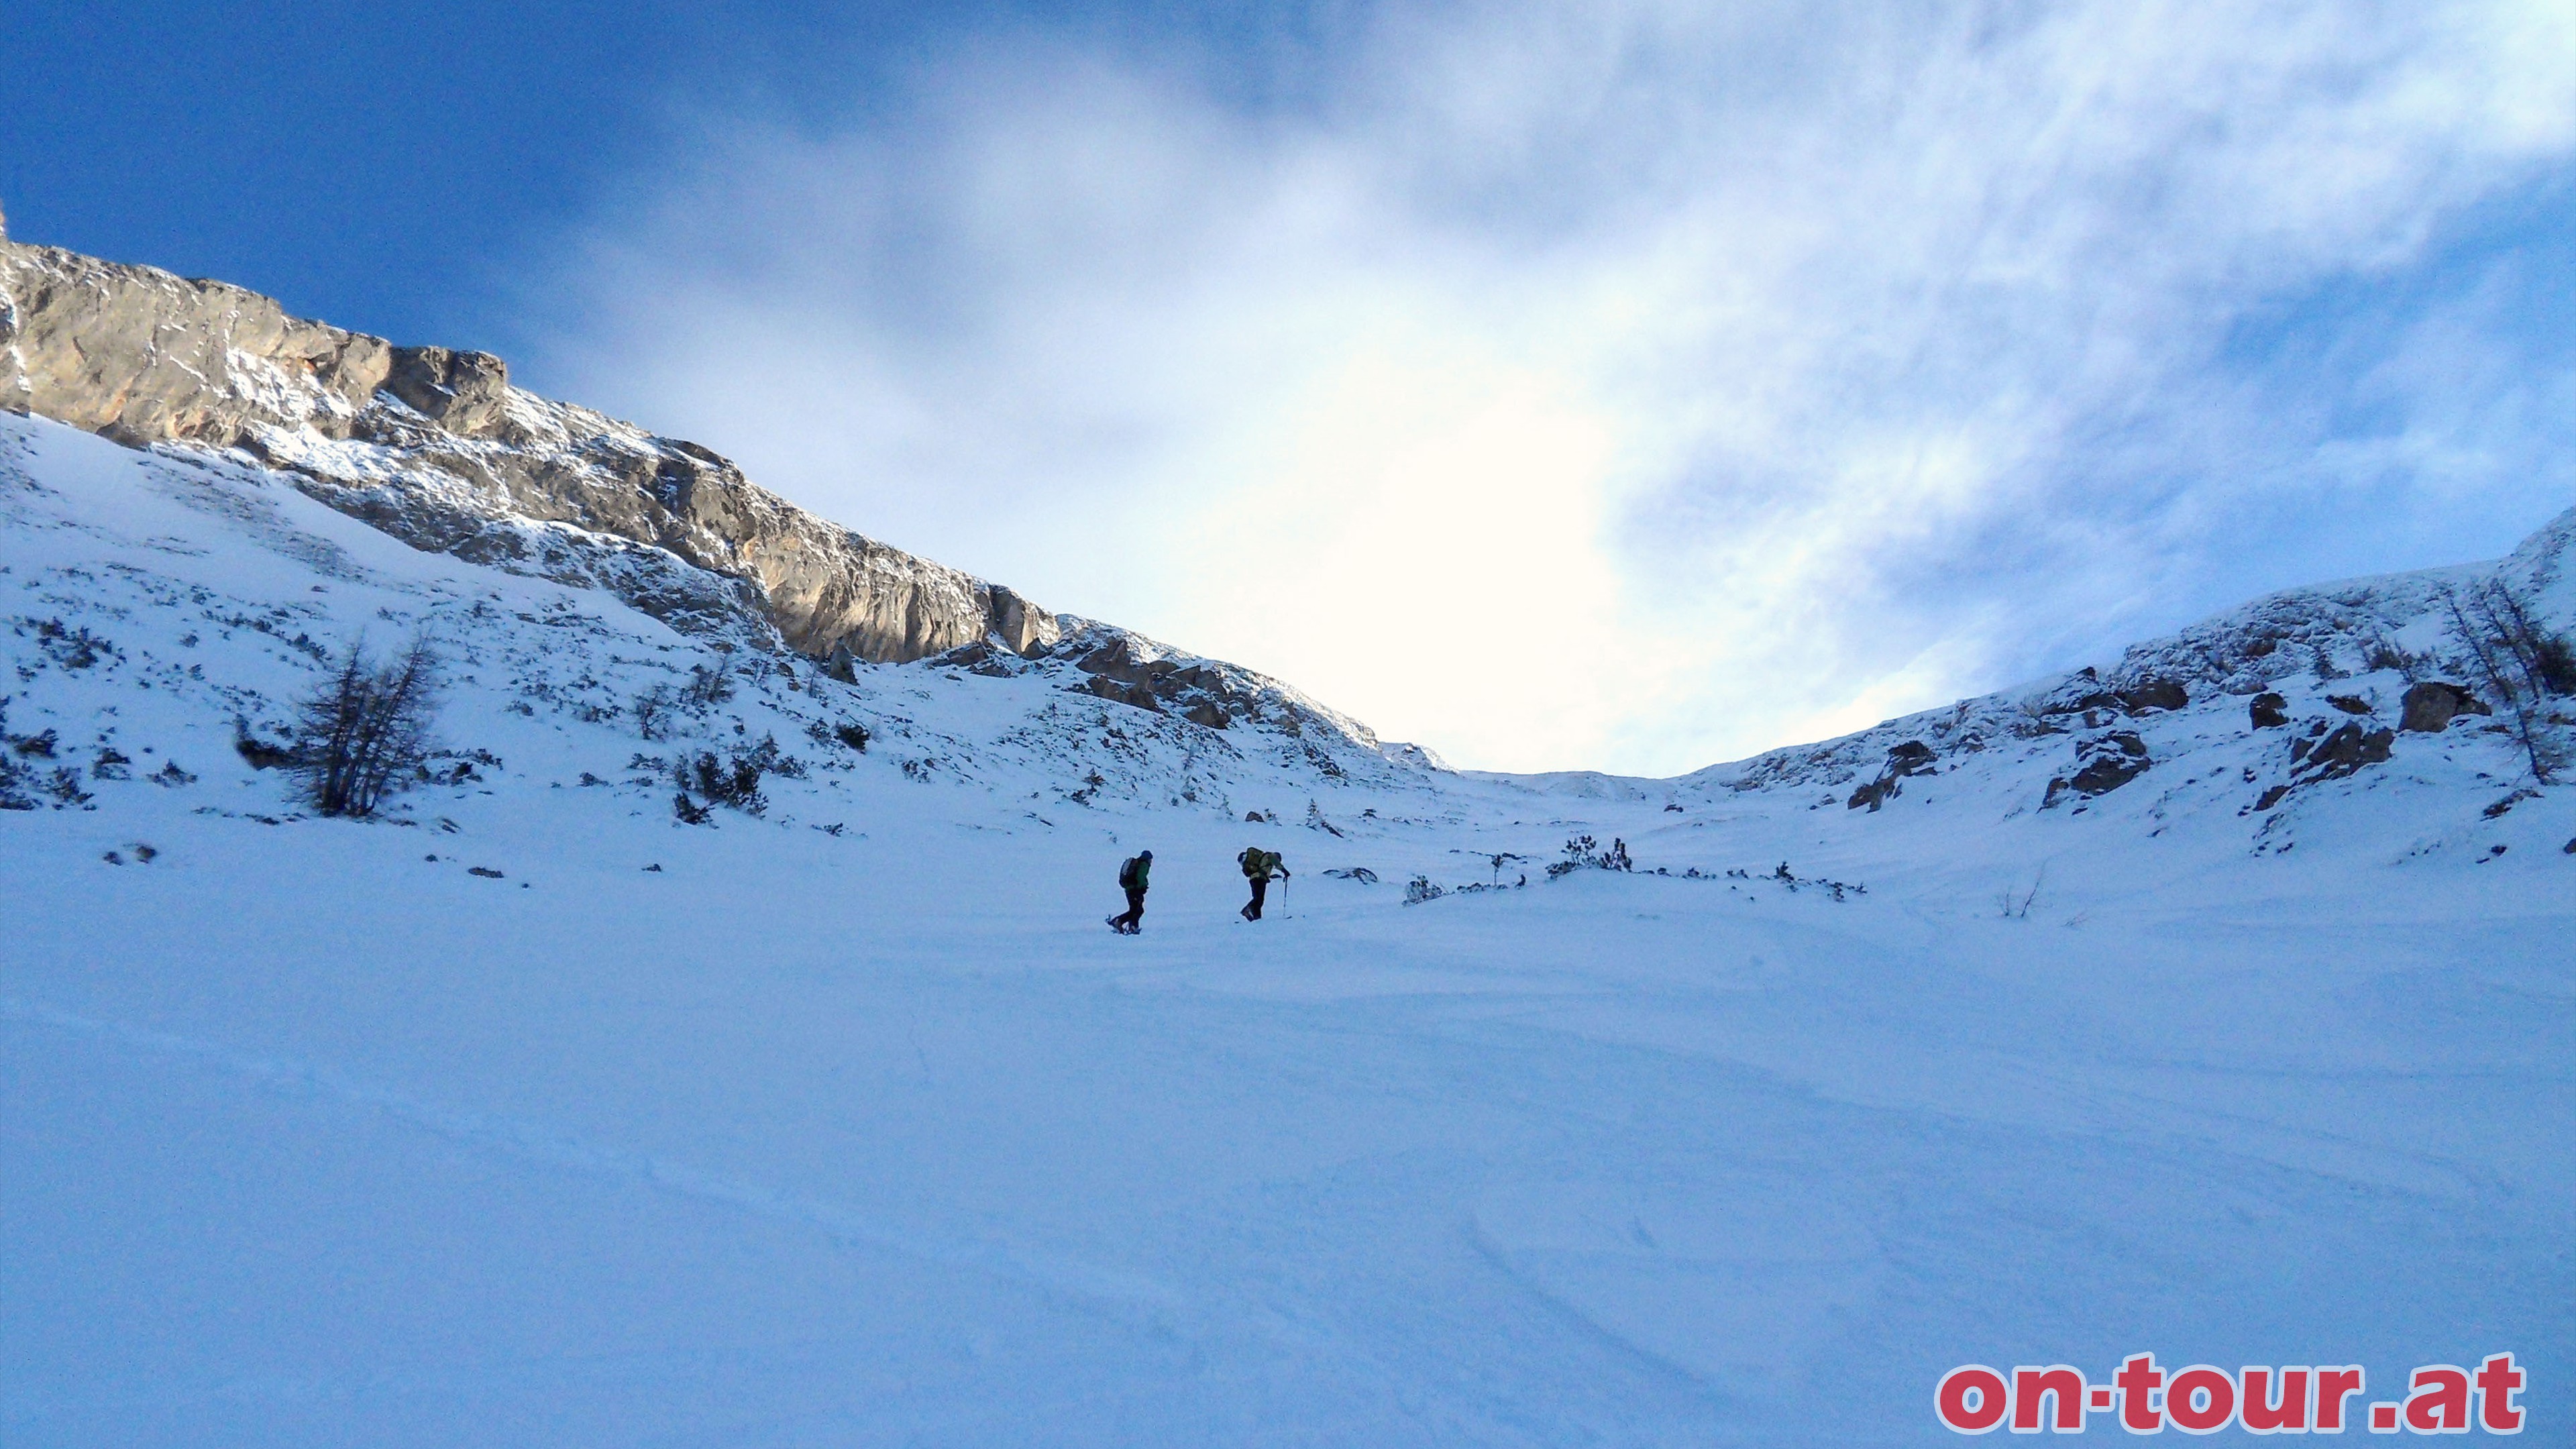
left=1549, top=835, right=1633, bottom=877
left=1998, top=865, right=2046, bottom=920
left=684, top=663, right=735, bottom=710
left=672, top=735, right=792, bottom=820
left=633, top=686, right=679, bottom=741
left=30, top=618, right=119, bottom=671
left=42, top=766, right=91, bottom=807
left=292, top=637, right=441, bottom=818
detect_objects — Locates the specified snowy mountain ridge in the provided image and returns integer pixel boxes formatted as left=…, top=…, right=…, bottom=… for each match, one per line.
left=7, top=227, right=2570, bottom=830
left=0, top=233, right=1399, bottom=767
left=1682, top=504, right=2576, bottom=844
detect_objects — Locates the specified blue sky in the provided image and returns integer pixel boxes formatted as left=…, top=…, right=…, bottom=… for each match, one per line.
left=10, top=2, right=2575, bottom=774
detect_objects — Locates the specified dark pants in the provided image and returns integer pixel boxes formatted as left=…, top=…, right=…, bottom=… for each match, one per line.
left=1112, top=887, right=1146, bottom=932
left=1241, top=875, right=1268, bottom=920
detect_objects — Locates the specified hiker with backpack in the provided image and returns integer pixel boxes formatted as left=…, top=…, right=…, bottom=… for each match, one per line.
left=1108, top=849, right=1152, bottom=934
left=1237, top=845, right=1289, bottom=920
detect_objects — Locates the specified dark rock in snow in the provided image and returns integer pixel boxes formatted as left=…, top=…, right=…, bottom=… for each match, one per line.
left=2044, top=731, right=2149, bottom=807
left=2034, top=669, right=2123, bottom=718
left=2249, top=692, right=2290, bottom=729
left=2291, top=723, right=2394, bottom=784
left=2400, top=682, right=2487, bottom=733
left=2116, top=679, right=2188, bottom=714
left=2326, top=694, right=2375, bottom=715
left=1847, top=740, right=1937, bottom=811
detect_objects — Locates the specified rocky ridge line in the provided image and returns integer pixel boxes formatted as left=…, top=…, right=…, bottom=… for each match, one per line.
left=0, top=231, right=1398, bottom=758
left=1689, top=504, right=2576, bottom=818
left=0, top=234, right=1051, bottom=665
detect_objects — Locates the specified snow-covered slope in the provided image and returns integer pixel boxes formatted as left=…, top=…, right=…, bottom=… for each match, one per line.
left=1686, top=504, right=2576, bottom=863
left=4, top=362, right=2571, bottom=1440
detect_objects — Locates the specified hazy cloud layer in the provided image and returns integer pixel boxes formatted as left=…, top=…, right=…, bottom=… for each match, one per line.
left=516, top=1, right=2576, bottom=774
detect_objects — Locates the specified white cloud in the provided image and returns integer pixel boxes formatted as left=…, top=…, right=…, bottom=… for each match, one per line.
left=515, top=0, right=2576, bottom=773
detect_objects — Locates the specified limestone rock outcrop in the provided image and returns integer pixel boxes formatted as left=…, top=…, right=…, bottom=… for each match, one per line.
left=0, top=237, right=1056, bottom=667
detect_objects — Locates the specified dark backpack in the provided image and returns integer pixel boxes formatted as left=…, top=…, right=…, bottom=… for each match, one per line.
left=1118, top=855, right=1144, bottom=890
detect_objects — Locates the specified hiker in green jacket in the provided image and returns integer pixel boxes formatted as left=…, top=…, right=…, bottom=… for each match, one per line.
left=1108, top=850, right=1152, bottom=934
left=1237, top=845, right=1288, bottom=920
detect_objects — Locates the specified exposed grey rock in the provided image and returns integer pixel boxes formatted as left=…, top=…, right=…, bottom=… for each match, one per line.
left=2399, top=681, right=2487, bottom=733
left=0, top=241, right=390, bottom=444
left=2032, top=668, right=2123, bottom=720
left=2251, top=718, right=2395, bottom=814
left=1847, top=739, right=1935, bottom=811
left=2043, top=731, right=2149, bottom=807
left=2249, top=692, right=2289, bottom=729
left=382, top=346, right=512, bottom=437
left=0, top=237, right=1057, bottom=668
left=2291, top=722, right=2393, bottom=784
left=2116, top=678, right=2188, bottom=713
left=1034, top=621, right=1385, bottom=755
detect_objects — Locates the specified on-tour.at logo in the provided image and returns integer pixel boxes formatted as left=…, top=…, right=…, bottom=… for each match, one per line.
left=1936, top=1352, right=2526, bottom=1434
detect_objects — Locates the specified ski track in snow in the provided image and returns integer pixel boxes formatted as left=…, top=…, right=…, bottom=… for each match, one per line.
left=0, top=996, right=1193, bottom=1326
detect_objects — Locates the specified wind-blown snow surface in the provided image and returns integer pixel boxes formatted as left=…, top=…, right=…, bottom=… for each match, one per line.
left=3, top=410, right=2571, bottom=1445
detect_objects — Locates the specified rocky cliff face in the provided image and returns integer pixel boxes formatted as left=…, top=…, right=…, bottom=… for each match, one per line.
left=0, top=237, right=1057, bottom=665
